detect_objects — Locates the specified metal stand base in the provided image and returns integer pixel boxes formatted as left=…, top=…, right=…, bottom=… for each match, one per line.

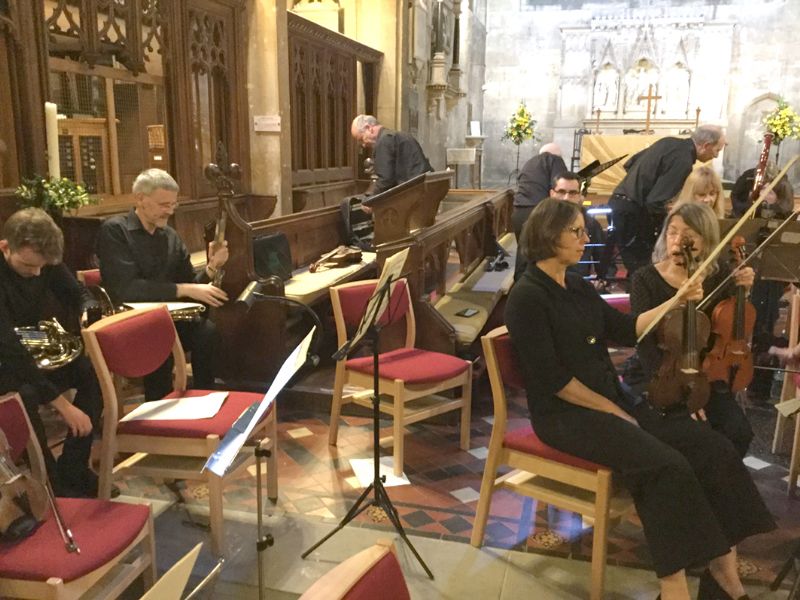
left=301, top=324, right=433, bottom=579
left=772, top=541, right=800, bottom=599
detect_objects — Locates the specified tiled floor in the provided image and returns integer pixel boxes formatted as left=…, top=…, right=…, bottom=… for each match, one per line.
left=101, top=376, right=800, bottom=598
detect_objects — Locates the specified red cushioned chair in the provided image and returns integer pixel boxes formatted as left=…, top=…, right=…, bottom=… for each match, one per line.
left=471, top=326, right=633, bottom=600
left=299, top=539, right=410, bottom=600
left=0, top=393, right=156, bottom=600
left=601, top=292, right=631, bottom=314
left=81, top=306, right=277, bottom=556
left=328, top=279, right=472, bottom=477
left=75, top=268, right=102, bottom=288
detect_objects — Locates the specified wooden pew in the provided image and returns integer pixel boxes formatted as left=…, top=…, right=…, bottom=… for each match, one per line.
left=376, top=188, right=514, bottom=357
left=60, top=194, right=276, bottom=271
left=211, top=200, right=377, bottom=386
left=363, top=171, right=454, bottom=245
left=292, top=179, right=371, bottom=212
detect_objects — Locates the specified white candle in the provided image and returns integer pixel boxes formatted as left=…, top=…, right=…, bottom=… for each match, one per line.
left=45, top=102, right=60, bottom=180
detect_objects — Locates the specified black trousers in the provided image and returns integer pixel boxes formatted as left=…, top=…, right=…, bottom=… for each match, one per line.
left=144, top=318, right=219, bottom=400
left=9, top=356, right=102, bottom=486
left=531, top=403, right=775, bottom=578
left=598, top=195, right=660, bottom=281
left=705, top=382, right=754, bottom=458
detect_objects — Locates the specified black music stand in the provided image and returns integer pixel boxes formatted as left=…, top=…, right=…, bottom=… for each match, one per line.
left=300, top=274, right=434, bottom=579
left=718, top=216, right=800, bottom=283
left=204, top=328, right=316, bottom=600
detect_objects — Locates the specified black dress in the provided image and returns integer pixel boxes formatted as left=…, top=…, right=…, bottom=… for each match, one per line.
left=624, top=264, right=754, bottom=456
left=505, top=264, right=775, bottom=578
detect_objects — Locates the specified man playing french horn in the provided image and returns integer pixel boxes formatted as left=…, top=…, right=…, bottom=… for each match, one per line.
left=96, top=168, right=228, bottom=400
left=0, top=208, right=103, bottom=498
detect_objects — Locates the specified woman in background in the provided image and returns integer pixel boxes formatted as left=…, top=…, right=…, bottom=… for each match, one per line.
left=672, top=165, right=726, bottom=218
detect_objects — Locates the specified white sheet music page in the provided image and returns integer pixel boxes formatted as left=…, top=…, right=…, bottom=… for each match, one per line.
left=120, top=392, right=229, bottom=422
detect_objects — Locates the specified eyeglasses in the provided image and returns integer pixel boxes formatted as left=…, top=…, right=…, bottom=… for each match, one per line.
left=565, top=226, right=587, bottom=239
left=553, top=189, right=581, bottom=197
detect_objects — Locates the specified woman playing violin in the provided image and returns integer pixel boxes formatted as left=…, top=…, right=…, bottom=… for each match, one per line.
left=506, top=198, right=774, bottom=600
left=623, top=202, right=754, bottom=456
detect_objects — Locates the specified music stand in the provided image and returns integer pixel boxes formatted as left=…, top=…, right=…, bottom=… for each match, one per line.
left=203, top=328, right=316, bottom=600
left=718, top=216, right=800, bottom=283
left=301, top=250, right=434, bottom=579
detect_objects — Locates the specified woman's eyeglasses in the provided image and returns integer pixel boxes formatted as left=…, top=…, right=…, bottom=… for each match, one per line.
left=565, top=226, right=587, bottom=239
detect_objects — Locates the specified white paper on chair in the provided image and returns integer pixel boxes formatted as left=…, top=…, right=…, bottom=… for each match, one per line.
left=349, top=457, right=410, bottom=488
left=203, top=327, right=315, bottom=477
left=120, top=392, right=229, bottom=422
left=775, top=397, right=800, bottom=418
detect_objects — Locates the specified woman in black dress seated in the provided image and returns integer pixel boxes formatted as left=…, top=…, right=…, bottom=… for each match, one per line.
left=506, top=198, right=774, bottom=600
left=623, top=202, right=754, bottom=457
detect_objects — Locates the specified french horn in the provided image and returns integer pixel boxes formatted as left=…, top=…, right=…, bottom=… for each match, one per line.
left=15, top=318, right=83, bottom=370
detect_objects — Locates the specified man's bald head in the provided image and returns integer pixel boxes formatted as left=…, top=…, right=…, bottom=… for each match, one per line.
left=539, top=143, right=562, bottom=157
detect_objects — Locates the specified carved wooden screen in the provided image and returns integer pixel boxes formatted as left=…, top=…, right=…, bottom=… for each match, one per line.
left=186, top=3, right=235, bottom=198
left=288, top=13, right=382, bottom=187
left=45, top=0, right=168, bottom=196
left=0, top=6, right=20, bottom=191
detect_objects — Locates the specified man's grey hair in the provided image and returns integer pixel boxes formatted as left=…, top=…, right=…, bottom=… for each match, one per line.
left=539, top=142, right=562, bottom=157
left=691, top=125, right=723, bottom=147
left=132, top=168, right=179, bottom=195
left=352, top=114, right=379, bottom=133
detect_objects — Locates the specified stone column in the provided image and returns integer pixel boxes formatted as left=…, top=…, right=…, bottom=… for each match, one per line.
left=246, top=0, right=292, bottom=216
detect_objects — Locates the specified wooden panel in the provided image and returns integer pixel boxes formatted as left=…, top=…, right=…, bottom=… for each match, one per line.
left=288, top=13, right=382, bottom=188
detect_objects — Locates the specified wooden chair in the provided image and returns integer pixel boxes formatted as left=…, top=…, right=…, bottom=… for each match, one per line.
left=471, top=326, right=634, bottom=600
left=75, top=268, right=102, bottom=288
left=0, top=393, right=156, bottom=600
left=773, top=287, right=800, bottom=494
left=299, top=539, right=410, bottom=600
left=328, top=278, right=472, bottom=476
left=81, top=306, right=278, bottom=556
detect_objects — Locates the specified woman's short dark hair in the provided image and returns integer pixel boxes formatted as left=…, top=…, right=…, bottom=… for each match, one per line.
left=520, top=197, right=582, bottom=262
left=2, top=207, right=63, bottom=264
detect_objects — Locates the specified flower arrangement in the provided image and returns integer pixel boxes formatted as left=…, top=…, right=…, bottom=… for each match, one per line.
left=501, top=102, right=536, bottom=146
left=763, top=98, right=800, bottom=143
left=15, top=175, right=96, bottom=215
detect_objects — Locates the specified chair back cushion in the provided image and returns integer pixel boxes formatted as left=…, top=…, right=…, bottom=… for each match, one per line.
left=94, top=308, right=176, bottom=378
left=602, top=293, right=631, bottom=314
left=337, top=279, right=410, bottom=329
left=343, top=552, right=410, bottom=600
left=79, top=269, right=102, bottom=287
left=0, top=396, right=29, bottom=463
left=492, top=333, right=525, bottom=390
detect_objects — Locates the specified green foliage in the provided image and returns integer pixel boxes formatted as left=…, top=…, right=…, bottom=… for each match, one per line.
left=763, top=98, right=800, bottom=143
left=15, top=175, right=96, bottom=215
left=501, top=101, right=536, bottom=146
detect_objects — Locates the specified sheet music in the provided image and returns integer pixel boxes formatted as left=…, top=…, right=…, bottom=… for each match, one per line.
left=120, top=392, right=228, bottom=422
left=204, top=327, right=315, bottom=477
left=124, top=302, right=206, bottom=313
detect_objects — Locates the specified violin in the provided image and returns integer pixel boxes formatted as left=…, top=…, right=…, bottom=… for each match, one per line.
left=647, top=237, right=711, bottom=414
left=0, top=430, right=46, bottom=541
left=703, top=237, right=756, bottom=392
left=309, top=246, right=363, bottom=273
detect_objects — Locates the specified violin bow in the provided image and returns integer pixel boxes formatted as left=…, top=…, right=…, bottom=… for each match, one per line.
left=697, top=209, right=800, bottom=311
left=637, top=154, right=800, bottom=343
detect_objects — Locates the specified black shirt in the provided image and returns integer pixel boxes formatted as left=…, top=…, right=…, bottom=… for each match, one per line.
left=613, top=137, right=697, bottom=214
left=372, top=128, right=433, bottom=195
left=514, top=152, right=567, bottom=208
left=505, top=264, right=637, bottom=417
left=96, top=209, right=209, bottom=303
left=0, top=258, right=91, bottom=404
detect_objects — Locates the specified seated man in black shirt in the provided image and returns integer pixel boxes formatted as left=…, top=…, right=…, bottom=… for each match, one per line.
left=550, top=172, right=605, bottom=284
left=0, top=208, right=102, bottom=497
left=96, top=168, right=229, bottom=399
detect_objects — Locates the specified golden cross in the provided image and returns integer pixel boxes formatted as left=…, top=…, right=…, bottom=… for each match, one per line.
left=637, top=84, right=662, bottom=133
left=694, top=107, right=701, bottom=129
left=594, top=108, right=601, bottom=134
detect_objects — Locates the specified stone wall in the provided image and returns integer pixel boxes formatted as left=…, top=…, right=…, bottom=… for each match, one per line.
left=482, top=0, right=800, bottom=190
